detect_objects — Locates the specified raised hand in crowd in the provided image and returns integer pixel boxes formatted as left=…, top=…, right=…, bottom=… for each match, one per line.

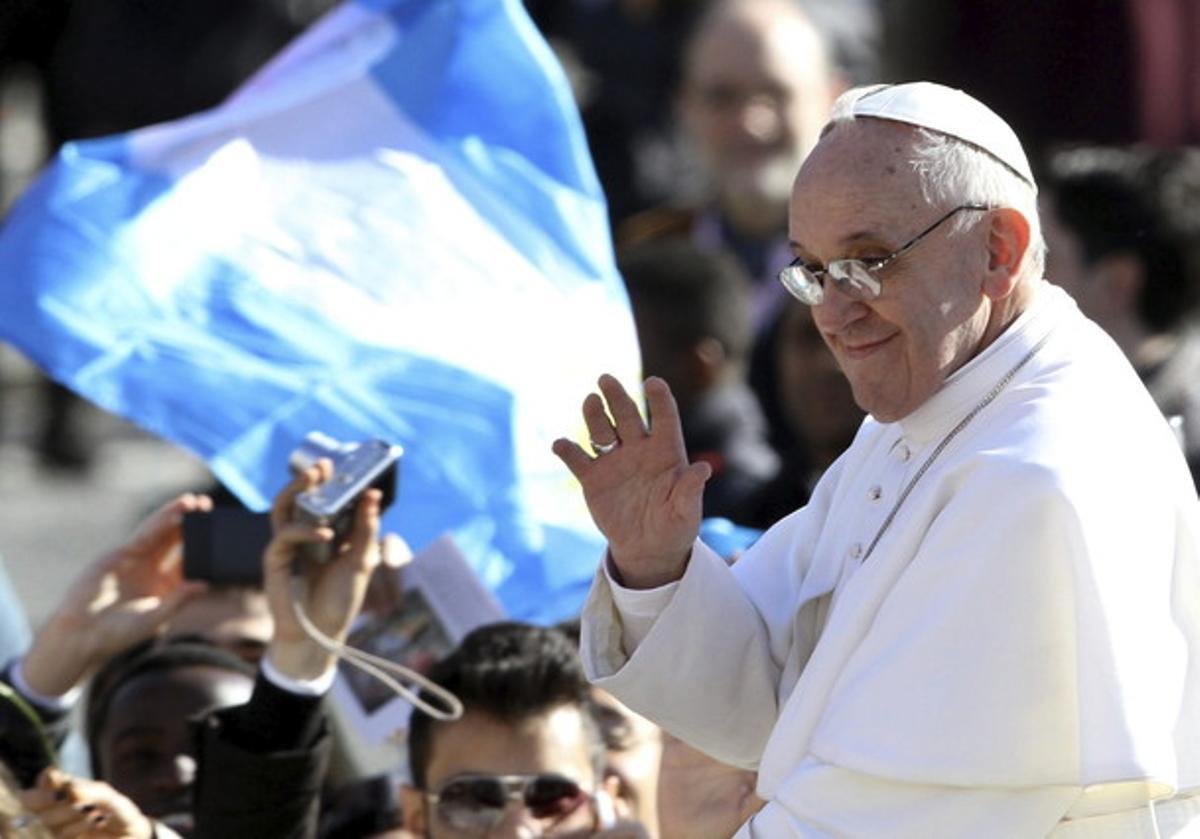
left=20, top=494, right=212, bottom=698
left=18, top=767, right=155, bottom=839
left=552, top=375, right=711, bottom=589
left=262, top=459, right=381, bottom=680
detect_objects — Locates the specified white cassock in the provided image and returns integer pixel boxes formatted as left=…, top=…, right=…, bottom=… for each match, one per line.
left=580, top=283, right=1200, bottom=837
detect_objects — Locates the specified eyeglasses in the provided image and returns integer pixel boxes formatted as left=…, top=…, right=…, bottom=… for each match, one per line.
left=778, top=204, right=991, bottom=305
left=426, top=772, right=590, bottom=833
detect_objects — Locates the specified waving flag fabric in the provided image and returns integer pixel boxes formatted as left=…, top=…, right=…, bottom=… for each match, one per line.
left=0, top=0, right=642, bottom=623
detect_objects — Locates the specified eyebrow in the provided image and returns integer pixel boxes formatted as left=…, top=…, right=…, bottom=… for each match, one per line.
left=789, top=229, right=892, bottom=257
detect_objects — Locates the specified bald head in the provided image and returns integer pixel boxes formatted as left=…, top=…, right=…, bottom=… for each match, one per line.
left=684, top=0, right=831, bottom=85
left=817, top=83, right=1044, bottom=282
left=680, top=0, right=838, bottom=236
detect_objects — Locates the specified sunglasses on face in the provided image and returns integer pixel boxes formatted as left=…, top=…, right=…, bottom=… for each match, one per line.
left=426, top=772, right=591, bottom=834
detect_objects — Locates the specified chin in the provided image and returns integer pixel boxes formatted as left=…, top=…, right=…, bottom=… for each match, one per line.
left=850, top=386, right=908, bottom=424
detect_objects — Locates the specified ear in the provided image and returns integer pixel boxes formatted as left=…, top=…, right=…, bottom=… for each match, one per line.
left=982, top=208, right=1032, bottom=300
left=399, top=784, right=428, bottom=833
left=690, top=336, right=727, bottom=385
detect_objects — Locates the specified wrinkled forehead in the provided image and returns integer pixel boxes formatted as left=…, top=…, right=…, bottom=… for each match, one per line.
left=425, top=707, right=599, bottom=789
left=797, top=119, right=925, bottom=202
left=790, top=120, right=931, bottom=237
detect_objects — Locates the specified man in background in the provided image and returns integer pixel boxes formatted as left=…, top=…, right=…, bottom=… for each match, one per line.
left=620, top=240, right=778, bottom=523
left=1041, top=145, right=1200, bottom=483
left=620, top=0, right=841, bottom=329
left=402, top=622, right=646, bottom=837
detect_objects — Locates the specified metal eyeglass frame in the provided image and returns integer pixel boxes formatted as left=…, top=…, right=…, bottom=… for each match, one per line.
left=778, top=203, right=992, bottom=305
left=425, top=772, right=590, bottom=833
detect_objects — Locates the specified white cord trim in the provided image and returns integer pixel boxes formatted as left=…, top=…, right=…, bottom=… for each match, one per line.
left=289, top=576, right=463, bottom=721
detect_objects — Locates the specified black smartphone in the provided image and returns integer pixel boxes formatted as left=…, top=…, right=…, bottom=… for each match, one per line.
left=182, top=508, right=273, bottom=586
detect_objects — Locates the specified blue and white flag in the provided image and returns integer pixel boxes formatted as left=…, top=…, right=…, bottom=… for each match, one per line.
left=0, top=0, right=642, bottom=623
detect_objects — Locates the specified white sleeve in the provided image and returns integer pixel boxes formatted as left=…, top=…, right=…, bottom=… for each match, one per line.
left=260, top=654, right=336, bottom=697
left=577, top=460, right=843, bottom=771
left=10, top=658, right=81, bottom=711
left=742, top=757, right=1081, bottom=839
left=580, top=539, right=784, bottom=770
left=603, top=554, right=677, bottom=654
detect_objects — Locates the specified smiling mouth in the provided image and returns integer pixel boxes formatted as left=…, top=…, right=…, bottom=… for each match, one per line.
left=839, top=334, right=897, bottom=359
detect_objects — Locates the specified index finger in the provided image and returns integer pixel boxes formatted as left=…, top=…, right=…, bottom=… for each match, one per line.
left=112, top=492, right=214, bottom=567
left=342, top=488, right=383, bottom=570
left=551, top=437, right=595, bottom=480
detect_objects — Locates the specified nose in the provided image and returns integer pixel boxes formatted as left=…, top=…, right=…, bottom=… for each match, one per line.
left=488, top=804, right=546, bottom=838
left=810, top=282, right=867, bottom=335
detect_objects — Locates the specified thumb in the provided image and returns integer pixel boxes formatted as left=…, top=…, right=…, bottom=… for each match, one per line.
left=39, top=765, right=68, bottom=792
left=675, top=460, right=712, bottom=504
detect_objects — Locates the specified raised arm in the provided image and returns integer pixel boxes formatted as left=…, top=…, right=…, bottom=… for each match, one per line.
left=191, top=462, right=381, bottom=839
left=20, top=493, right=212, bottom=698
left=261, top=459, right=381, bottom=681
left=552, top=375, right=711, bottom=589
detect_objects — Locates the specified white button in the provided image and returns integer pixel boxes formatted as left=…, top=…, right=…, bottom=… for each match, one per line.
left=868, top=485, right=882, bottom=501
left=849, top=543, right=863, bottom=559
left=898, top=444, right=911, bottom=462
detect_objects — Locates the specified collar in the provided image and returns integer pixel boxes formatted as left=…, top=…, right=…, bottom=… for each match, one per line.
left=897, top=281, right=1067, bottom=445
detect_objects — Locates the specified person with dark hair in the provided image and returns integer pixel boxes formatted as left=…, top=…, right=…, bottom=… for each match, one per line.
left=1042, top=146, right=1200, bottom=467
left=738, top=297, right=863, bottom=528
left=0, top=491, right=266, bottom=837
left=84, top=639, right=256, bottom=827
left=555, top=619, right=663, bottom=838
left=0, top=493, right=215, bottom=792
left=620, top=239, right=778, bottom=523
left=1, top=464, right=386, bottom=839
left=17, top=638, right=255, bottom=838
left=619, top=0, right=841, bottom=326
left=401, top=622, right=645, bottom=837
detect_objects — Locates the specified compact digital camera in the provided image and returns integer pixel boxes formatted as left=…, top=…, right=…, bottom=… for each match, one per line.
left=288, top=432, right=402, bottom=564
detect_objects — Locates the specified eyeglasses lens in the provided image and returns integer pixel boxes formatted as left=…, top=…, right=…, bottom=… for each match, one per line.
left=525, top=776, right=585, bottom=819
left=435, top=775, right=586, bottom=831
left=436, top=778, right=507, bottom=830
left=828, top=261, right=882, bottom=299
left=779, top=264, right=824, bottom=305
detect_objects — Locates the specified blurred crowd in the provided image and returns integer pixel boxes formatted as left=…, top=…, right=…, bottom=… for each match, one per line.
left=1, top=0, right=1199, bottom=837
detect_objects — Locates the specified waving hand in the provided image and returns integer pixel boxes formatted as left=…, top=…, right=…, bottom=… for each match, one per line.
left=552, top=375, right=710, bottom=589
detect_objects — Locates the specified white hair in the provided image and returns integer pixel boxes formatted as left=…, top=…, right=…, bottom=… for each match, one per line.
left=825, top=86, right=1046, bottom=279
